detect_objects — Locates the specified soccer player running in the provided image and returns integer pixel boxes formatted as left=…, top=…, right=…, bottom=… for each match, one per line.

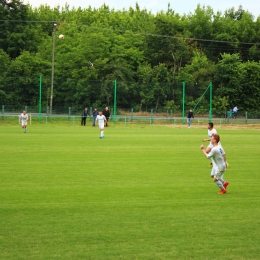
left=202, top=122, right=217, bottom=168
left=202, top=122, right=229, bottom=169
left=200, top=134, right=229, bottom=194
left=95, top=111, right=107, bottom=139
left=20, top=110, right=28, bottom=133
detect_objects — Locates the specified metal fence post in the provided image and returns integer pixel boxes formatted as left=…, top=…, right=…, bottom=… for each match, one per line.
left=68, top=107, right=71, bottom=120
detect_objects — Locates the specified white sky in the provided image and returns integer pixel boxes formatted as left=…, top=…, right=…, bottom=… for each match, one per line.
left=26, top=0, right=260, bottom=18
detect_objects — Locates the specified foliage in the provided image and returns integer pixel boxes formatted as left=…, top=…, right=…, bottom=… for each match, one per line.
left=0, top=0, right=260, bottom=112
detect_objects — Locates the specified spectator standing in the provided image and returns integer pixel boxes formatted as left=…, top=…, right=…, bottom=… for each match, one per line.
left=92, top=108, right=98, bottom=126
left=228, top=108, right=233, bottom=118
left=187, top=109, right=194, bottom=128
left=233, top=106, right=238, bottom=118
left=103, top=107, right=110, bottom=127
left=81, top=108, right=89, bottom=126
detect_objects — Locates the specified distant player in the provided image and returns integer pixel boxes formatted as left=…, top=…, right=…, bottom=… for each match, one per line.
left=20, top=110, right=28, bottom=133
left=200, top=134, right=229, bottom=194
left=95, top=111, right=107, bottom=139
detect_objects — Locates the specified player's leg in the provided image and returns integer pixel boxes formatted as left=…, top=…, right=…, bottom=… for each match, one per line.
left=214, top=170, right=226, bottom=194
left=210, top=162, right=216, bottom=178
left=101, top=126, right=104, bottom=138
left=99, top=127, right=102, bottom=138
left=218, top=171, right=229, bottom=190
left=99, top=125, right=104, bottom=138
left=23, top=123, right=27, bottom=133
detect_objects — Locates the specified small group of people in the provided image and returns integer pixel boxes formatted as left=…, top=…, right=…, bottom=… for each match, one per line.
left=187, top=105, right=239, bottom=128
left=201, top=122, right=229, bottom=195
left=81, top=107, right=111, bottom=139
left=228, top=106, right=238, bottom=118
left=81, top=107, right=110, bottom=127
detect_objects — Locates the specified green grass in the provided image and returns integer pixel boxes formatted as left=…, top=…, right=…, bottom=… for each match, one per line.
left=1, top=123, right=260, bottom=259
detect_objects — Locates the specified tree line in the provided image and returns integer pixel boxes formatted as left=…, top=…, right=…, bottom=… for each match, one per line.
left=1, top=0, right=260, bottom=114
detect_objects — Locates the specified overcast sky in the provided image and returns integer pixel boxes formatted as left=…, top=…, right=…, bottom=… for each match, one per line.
left=25, top=0, right=260, bottom=18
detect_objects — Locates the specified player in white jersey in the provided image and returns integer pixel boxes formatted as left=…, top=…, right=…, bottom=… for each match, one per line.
left=95, top=111, right=107, bottom=139
left=201, top=134, right=229, bottom=194
left=202, top=122, right=228, bottom=169
left=202, top=122, right=217, bottom=168
left=19, top=110, right=28, bottom=133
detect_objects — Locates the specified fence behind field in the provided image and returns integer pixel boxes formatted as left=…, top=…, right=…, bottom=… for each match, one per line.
left=2, top=113, right=260, bottom=127
left=2, top=104, right=260, bottom=126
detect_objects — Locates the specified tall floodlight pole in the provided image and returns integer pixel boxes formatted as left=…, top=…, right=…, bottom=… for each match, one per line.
left=209, top=82, right=212, bottom=122
left=182, top=82, right=185, bottom=124
left=38, top=75, right=42, bottom=123
left=113, top=79, right=117, bottom=124
left=50, top=23, right=57, bottom=114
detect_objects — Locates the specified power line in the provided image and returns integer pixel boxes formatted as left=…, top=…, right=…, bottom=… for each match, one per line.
left=0, top=19, right=259, bottom=46
left=0, top=20, right=57, bottom=23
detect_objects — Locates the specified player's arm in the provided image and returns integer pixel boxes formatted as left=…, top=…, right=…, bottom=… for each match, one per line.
left=222, top=153, right=226, bottom=163
left=201, top=144, right=213, bottom=159
left=202, top=138, right=211, bottom=142
left=200, top=145, right=208, bottom=158
left=206, top=146, right=212, bottom=153
left=222, top=154, right=228, bottom=169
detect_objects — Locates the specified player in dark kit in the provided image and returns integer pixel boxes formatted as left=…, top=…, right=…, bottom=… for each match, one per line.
left=103, top=107, right=110, bottom=127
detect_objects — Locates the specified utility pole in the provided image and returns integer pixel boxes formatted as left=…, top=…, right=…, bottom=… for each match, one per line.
left=50, top=23, right=57, bottom=114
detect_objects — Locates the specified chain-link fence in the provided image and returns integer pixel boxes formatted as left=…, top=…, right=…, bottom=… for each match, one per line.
left=1, top=105, right=260, bottom=126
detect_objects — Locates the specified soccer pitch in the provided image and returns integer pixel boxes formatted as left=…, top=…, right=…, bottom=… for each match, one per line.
left=1, top=124, right=260, bottom=259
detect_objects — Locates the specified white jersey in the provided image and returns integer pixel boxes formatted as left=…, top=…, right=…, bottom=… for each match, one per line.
left=96, top=115, right=106, bottom=128
left=20, top=113, right=28, bottom=125
left=208, top=141, right=225, bottom=155
left=208, top=128, right=217, bottom=138
left=207, top=128, right=225, bottom=154
left=206, top=145, right=226, bottom=171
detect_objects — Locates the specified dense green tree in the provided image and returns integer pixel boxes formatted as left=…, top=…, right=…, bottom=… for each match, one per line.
left=177, top=51, right=215, bottom=103
left=0, top=0, right=43, bottom=59
left=240, top=61, right=260, bottom=111
left=214, top=53, right=245, bottom=109
left=4, top=51, right=44, bottom=105
left=0, top=1, right=260, bottom=113
left=0, top=49, right=11, bottom=103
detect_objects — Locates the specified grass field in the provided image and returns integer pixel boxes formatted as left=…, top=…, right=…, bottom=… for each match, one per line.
left=1, top=122, right=260, bottom=259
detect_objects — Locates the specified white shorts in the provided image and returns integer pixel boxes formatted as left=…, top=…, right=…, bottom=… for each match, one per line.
left=215, top=168, right=225, bottom=180
left=21, top=121, right=27, bottom=126
left=99, top=124, right=104, bottom=129
left=210, top=161, right=217, bottom=176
